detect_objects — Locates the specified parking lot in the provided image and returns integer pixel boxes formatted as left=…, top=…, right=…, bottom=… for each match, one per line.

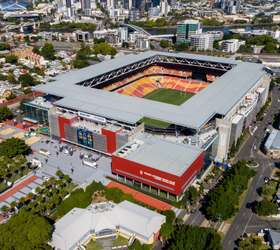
left=29, top=138, right=112, bottom=186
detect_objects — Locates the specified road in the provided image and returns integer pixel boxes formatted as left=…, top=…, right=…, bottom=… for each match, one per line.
left=223, top=86, right=280, bottom=250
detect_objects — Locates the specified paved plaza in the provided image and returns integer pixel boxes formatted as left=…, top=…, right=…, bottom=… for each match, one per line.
left=30, top=138, right=112, bottom=186
left=0, top=130, right=112, bottom=209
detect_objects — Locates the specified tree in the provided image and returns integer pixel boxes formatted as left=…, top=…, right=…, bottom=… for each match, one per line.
left=0, top=74, right=7, bottom=81
left=238, top=235, right=269, bottom=250
left=1, top=205, right=9, bottom=213
left=0, top=138, right=31, bottom=158
left=128, top=239, right=151, bottom=250
left=203, top=161, right=255, bottom=221
left=160, top=210, right=176, bottom=240
left=201, top=18, right=224, bottom=26
left=166, top=224, right=222, bottom=250
left=41, top=43, right=56, bottom=60
left=5, top=55, right=18, bottom=64
left=254, top=199, right=278, bottom=216
left=0, top=43, right=10, bottom=51
left=6, top=91, right=16, bottom=100
left=32, top=46, right=41, bottom=55
left=264, top=42, right=277, bottom=53
left=18, top=73, right=36, bottom=87
left=93, top=42, right=117, bottom=56
left=184, top=186, right=200, bottom=205
left=7, top=73, right=17, bottom=84
left=160, top=40, right=170, bottom=48
left=0, top=106, right=13, bottom=122
left=56, top=170, right=64, bottom=179
left=73, top=59, right=89, bottom=69
left=0, top=210, right=53, bottom=249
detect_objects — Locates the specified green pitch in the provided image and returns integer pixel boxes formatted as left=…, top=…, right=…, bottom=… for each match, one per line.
left=144, top=88, right=194, bottom=106
left=141, top=88, right=194, bottom=128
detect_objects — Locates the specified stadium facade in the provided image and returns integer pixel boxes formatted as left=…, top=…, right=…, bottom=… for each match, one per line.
left=30, top=51, right=271, bottom=199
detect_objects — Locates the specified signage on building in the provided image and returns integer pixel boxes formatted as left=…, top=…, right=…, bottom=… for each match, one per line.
left=139, top=170, right=175, bottom=186
left=78, top=111, right=107, bottom=124
left=77, top=128, right=93, bottom=148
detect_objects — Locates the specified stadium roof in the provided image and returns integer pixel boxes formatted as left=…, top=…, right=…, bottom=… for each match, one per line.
left=34, top=51, right=267, bottom=130
left=114, top=134, right=203, bottom=176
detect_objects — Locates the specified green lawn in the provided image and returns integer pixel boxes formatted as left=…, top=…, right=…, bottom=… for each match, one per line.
left=141, top=89, right=193, bottom=128
left=112, top=236, right=128, bottom=247
left=144, top=88, right=193, bottom=105
left=141, top=117, right=171, bottom=129
left=85, top=240, right=103, bottom=250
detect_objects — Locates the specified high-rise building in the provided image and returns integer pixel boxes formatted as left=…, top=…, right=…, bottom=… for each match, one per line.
left=107, top=0, right=114, bottom=9
left=160, top=0, right=169, bottom=16
left=215, top=0, right=241, bottom=14
left=176, top=20, right=202, bottom=44
left=81, top=0, right=91, bottom=15
left=190, top=33, right=214, bottom=51
left=119, top=27, right=128, bottom=43
left=128, top=0, right=133, bottom=9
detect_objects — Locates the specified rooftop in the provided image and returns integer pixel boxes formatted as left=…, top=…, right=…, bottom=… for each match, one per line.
left=34, top=51, right=267, bottom=130
left=114, top=134, right=203, bottom=176
left=51, top=201, right=165, bottom=250
left=264, top=129, right=280, bottom=150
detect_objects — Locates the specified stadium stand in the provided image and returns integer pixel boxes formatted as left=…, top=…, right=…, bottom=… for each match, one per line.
left=117, top=75, right=208, bottom=97
left=206, top=74, right=216, bottom=82
left=103, top=66, right=193, bottom=92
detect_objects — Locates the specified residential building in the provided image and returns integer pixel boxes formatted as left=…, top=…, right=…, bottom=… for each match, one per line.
left=206, top=31, right=224, bottom=41
left=190, top=33, right=214, bottom=51
left=220, top=39, right=245, bottom=53
left=267, top=230, right=280, bottom=250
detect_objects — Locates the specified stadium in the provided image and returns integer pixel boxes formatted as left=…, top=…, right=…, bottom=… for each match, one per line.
left=26, top=51, right=271, bottom=200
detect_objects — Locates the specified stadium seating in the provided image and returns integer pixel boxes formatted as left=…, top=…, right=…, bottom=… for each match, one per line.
left=117, top=75, right=208, bottom=97
left=104, top=65, right=207, bottom=98
left=104, top=66, right=192, bottom=92
left=206, top=74, right=216, bottom=82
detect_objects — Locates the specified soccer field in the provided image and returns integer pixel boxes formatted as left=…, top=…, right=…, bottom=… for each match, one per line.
left=144, top=88, right=194, bottom=106
left=141, top=88, right=194, bottom=129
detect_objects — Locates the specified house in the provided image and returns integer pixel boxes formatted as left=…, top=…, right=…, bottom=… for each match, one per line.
left=267, top=229, right=280, bottom=250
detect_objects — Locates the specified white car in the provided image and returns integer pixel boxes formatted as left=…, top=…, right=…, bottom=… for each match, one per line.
left=39, top=149, right=51, bottom=157
left=82, top=159, right=97, bottom=168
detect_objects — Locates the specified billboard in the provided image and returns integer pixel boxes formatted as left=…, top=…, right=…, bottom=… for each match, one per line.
left=77, top=128, right=93, bottom=148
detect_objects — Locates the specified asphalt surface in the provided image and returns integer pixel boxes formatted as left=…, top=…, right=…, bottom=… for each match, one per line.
left=223, top=86, right=280, bottom=250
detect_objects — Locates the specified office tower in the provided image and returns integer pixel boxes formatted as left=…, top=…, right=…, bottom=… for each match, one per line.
left=176, top=19, right=202, bottom=44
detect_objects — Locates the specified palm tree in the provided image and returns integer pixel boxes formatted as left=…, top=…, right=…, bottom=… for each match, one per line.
left=1, top=205, right=9, bottom=213
left=10, top=201, right=17, bottom=210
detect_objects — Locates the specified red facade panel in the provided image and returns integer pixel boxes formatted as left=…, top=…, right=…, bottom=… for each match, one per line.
left=111, top=152, right=204, bottom=196
left=177, top=152, right=205, bottom=193
left=58, top=116, right=75, bottom=139
left=101, top=128, right=117, bottom=154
